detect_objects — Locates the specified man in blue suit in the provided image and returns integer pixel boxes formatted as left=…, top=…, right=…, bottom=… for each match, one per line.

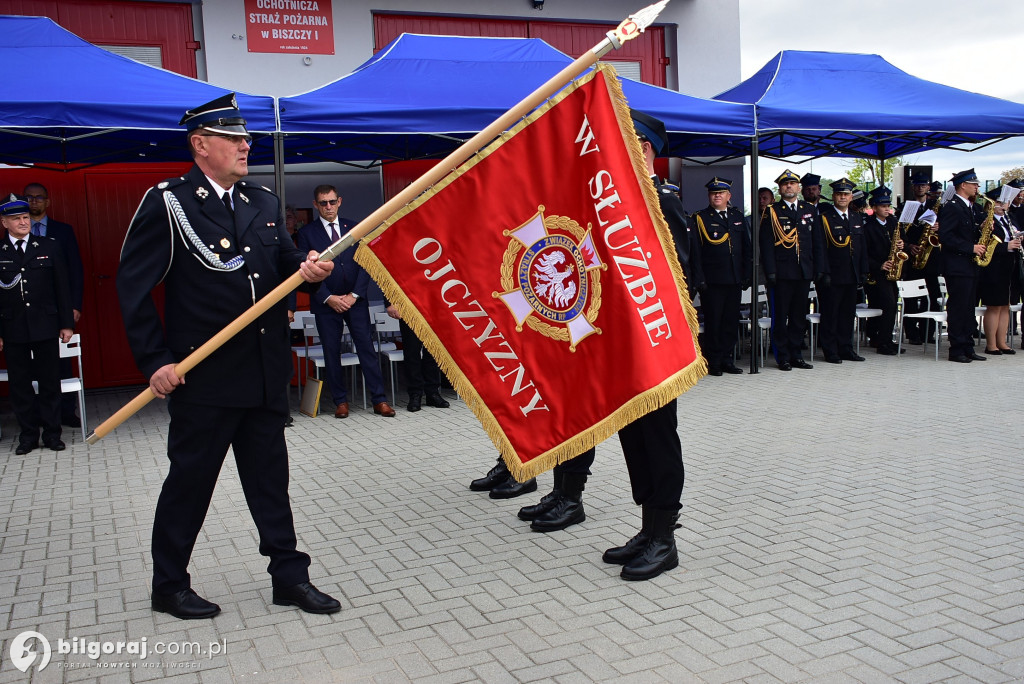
left=296, top=185, right=395, bottom=418
left=24, top=183, right=85, bottom=427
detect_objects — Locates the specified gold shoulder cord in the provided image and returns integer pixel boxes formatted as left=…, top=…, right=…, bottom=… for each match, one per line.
left=696, top=213, right=731, bottom=251
left=770, top=205, right=799, bottom=258
left=822, top=215, right=850, bottom=248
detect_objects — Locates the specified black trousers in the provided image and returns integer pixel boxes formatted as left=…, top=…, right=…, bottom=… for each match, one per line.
left=399, top=318, right=441, bottom=397
left=700, top=283, right=742, bottom=369
left=553, top=447, right=596, bottom=476
left=152, top=392, right=310, bottom=594
left=864, top=280, right=898, bottom=350
left=5, top=338, right=61, bottom=444
left=944, top=274, right=979, bottom=358
left=768, top=279, right=811, bottom=364
left=818, top=283, right=857, bottom=357
left=900, top=271, right=941, bottom=342
left=618, top=400, right=684, bottom=512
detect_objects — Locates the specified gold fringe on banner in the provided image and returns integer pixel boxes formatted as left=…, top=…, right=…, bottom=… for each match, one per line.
left=357, top=64, right=706, bottom=482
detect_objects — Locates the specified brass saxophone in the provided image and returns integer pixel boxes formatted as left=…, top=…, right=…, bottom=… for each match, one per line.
left=910, top=197, right=942, bottom=270
left=974, top=194, right=1000, bottom=267
left=886, top=221, right=909, bottom=281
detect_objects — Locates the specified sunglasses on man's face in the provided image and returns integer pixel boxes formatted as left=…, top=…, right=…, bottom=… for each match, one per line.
left=317, top=199, right=340, bottom=207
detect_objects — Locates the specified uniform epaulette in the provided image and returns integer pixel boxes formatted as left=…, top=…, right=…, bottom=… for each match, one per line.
left=155, top=176, right=189, bottom=191
left=237, top=180, right=275, bottom=194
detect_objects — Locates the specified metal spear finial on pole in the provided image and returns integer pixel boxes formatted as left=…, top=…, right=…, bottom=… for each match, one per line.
left=85, top=0, right=671, bottom=445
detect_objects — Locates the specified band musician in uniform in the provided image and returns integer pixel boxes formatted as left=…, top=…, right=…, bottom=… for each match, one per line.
left=815, top=178, right=868, bottom=363
left=117, top=94, right=341, bottom=619
left=690, top=176, right=751, bottom=375
left=899, top=172, right=942, bottom=345
left=760, top=170, right=823, bottom=371
left=863, top=186, right=906, bottom=355
left=938, top=169, right=988, bottom=363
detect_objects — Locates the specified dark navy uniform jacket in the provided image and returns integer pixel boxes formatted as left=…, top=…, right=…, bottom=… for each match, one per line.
left=759, top=199, right=822, bottom=280
left=816, top=204, right=868, bottom=286
left=0, top=234, right=73, bottom=343
left=864, top=214, right=903, bottom=283
left=937, top=195, right=981, bottom=278
left=690, top=205, right=752, bottom=286
left=654, top=177, right=703, bottom=293
left=117, top=165, right=309, bottom=407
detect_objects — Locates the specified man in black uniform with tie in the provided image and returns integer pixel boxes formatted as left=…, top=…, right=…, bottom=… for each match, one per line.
left=0, top=195, right=74, bottom=455
left=899, top=172, right=941, bottom=345
left=690, top=176, right=750, bottom=375
left=117, top=94, right=341, bottom=619
left=815, top=179, right=868, bottom=363
left=760, top=170, right=823, bottom=370
left=939, top=168, right=988, bottom=363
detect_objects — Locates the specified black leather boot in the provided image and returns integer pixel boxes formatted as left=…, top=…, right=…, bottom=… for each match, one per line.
left=530, top=472, right=586, bottom=532
left=407, top=393, right=423, bottom=412
left=602, top=507, right=653, bottom=564
left=424, top=391, right=450, bottom=408
left=518, top=471, right=563, bottom=521
left=620, top=507, right=680, bottom=581
left=489, top=476, right=537, bottom=499
left=469, top=458, right=510, bottom=491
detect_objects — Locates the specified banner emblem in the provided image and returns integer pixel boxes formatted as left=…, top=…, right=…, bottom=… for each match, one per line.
left=496, top=208, right=605, bottom=351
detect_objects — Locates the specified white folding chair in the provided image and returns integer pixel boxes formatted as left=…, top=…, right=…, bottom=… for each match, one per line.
left=895, top=279, right=947, bottom=360
left=30, top=334, right=87, bottom=441
left=806, top=282, right=821, bottom=361
left=0, top=368, right=7, bottom=439
left=374, top=312, right=405, bottom=403
left=854, top=304, right=883, bottom=353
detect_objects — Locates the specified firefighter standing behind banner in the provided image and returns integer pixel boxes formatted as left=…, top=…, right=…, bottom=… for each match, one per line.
left=116, top=94, right=340, bottom=620
left=601, top=110, right=691, bottom=582
left=689, top=176, right=751, bottom=376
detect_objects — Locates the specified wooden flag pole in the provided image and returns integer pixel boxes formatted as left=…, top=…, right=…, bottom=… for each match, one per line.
left=86, top=0, right=669, bottom=445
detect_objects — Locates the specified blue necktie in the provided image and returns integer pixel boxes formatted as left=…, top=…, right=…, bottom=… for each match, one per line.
left=32, top=221, right=43, bottom=237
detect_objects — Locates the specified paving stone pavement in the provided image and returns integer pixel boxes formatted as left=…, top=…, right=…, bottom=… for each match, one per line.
left=1, top=347, right=1022, bottom=683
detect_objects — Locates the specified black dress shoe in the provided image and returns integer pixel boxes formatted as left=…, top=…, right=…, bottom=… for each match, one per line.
left=15, top=442, right=36, bottom=456
left=949, top=355, right=972, bottom=363
left=152, top=588, right=221, bottom=619
left=424, top=392, right=451, bottom=408
left=777, top=362, right=792, bottom=371
left=407, top=394, right=422, bottom=412
left=272, top=581, right=341, bottom=614
left=62, top=414, right=82, bottom=428
left=968, top=352, right=987, bottom=361
left=721, top=364, right=744, bottom=374
left=490, top=477, right=537, bottom=499
left=984, top=349, right=1002, bottom=355
left=998, top=348, right=1016, bottom=355
left=824, top=356, right=843, bottom=364
left=530, top=494, right=586, bottom=532
left=43, top=439, right=66, bottom=451
left=791, top=359, right=813, bottom=369
left=840, top=352, right=866, bottom=362
left=707, top=367, right=723, bottom=376
left=284, top=415, right=294, bottom=428
left=470, top=460, right=511, bottom=491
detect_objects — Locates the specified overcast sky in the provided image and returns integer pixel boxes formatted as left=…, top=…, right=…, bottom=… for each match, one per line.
left=736, top=0, right=1024, bottom=192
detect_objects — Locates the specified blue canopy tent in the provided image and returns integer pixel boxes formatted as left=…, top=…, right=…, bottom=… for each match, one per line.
left=715, top=50, right=1024, bottom=161
left=277, top=34, right=755, bottom=166
left=0, top=15, right=277, bottom=168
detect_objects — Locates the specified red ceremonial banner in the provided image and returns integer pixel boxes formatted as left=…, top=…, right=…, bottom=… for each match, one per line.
left=357, top=66, right=705, bottom=480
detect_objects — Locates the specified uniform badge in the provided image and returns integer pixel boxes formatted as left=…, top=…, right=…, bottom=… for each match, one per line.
left=220, top=238, right=231, bottom=249
left=196, top=187, right=209, bottom=199
left=158, top=182, right=168, bottom=189
left=239, top=193, right=249, bottom=204
left=713, top=232, right=719, bottom=238
left=495, top=207, right=605, bottom=351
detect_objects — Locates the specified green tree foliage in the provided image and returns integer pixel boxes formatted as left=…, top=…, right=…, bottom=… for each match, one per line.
left=843, top=157, right=906, bottom=189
